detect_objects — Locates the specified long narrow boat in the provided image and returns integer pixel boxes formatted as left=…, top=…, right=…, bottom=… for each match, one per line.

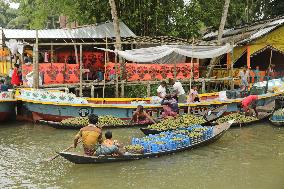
left=16, top=88, right=282, bottom=122
left=0, top=92, right=16, bottom=121
left=58, top=121, right=233, bottom=164
left=268, top=108, right=284, bottom=127
left=38, top=120, right=152, bottom=129
left=269, top=117, right=284, bottom=127
left=230, top=100, right=275, bottom=127
left=140, top=105, right=227, bottom=135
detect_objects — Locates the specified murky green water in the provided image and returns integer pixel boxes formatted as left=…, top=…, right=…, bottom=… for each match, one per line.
left=0, top=122, right=284, bottom=189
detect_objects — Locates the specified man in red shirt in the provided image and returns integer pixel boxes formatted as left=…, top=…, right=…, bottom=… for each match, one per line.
left=239, top=95, right=259, bottom=117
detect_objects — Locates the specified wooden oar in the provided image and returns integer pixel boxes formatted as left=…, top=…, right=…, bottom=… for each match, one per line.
left=45, top=140, right=82, bottom=162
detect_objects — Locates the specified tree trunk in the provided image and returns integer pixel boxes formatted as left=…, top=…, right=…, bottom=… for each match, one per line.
left=33, top=30, right=39, bottom=89
left=109, top=0, right=122, bottom=97
left=206, top=0, right=230, bottom=78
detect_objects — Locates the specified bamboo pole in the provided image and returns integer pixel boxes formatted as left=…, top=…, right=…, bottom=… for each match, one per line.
left=230, top=42, right=234, bottom=90
left=51, top=41, right=54, bottom=64
left=189, top=38, right=195, bottom=92
left=115, top=53, right=119, bottom=97
left=102, top=36, right=108, bottom=102
left=33, top=30, right=39, bottom=89
left=265, top=49, right=273, bottom=93
left=79, top=45, right=83, bottom=97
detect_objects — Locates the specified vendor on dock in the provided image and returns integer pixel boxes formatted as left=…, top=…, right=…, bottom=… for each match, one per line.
left=130, top=105, right=156, bottom=124
left=188, top=85, right=200, bottom=102
left=239, top=66, right=250, bottom=90
left=168, top=78, right=186, bottom=102
left=161, top=94, right=178, bottom=118
left=239, top=95, right=259, bottom=117
left=157, top=81, right=167, bottom=99
left=74, top=114, right=103, bottom=156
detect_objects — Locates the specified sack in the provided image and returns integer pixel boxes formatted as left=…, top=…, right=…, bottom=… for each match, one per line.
left=219, top=91, right=227, bottom=101
left=250, top=86, right=266, bottom=95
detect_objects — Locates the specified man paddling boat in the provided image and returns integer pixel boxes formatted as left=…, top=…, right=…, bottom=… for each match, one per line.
left=74, top=114, right=103, bottom=156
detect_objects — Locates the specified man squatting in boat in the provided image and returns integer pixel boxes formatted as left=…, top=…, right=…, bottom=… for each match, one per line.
left=238, top=95, right=259, bottom=118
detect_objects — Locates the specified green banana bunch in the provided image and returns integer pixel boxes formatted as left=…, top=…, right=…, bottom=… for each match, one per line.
left=216, top=113, right=257, bottom=124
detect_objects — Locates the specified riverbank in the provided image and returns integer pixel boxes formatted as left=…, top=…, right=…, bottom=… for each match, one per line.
left=0, top=122, right=284, bottom=189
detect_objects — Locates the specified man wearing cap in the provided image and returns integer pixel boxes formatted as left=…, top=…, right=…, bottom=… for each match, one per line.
left=74, top=114, right=103, bottom=156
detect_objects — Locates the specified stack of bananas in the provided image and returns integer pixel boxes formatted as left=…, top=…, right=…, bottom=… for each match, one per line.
left=61, top=117, right=89, bottom=127
left=147, top=114, right=206, bottom=131
left=98, top=115, right=126, bottom=127
left=60, top=115, right=126, bottom=127
left=124, top=144, right=144, bottom=154
left=216, top=113, right=257, bottom=124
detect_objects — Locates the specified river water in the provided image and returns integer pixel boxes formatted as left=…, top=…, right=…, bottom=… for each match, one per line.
left=0, top=122, right=284, bottom=189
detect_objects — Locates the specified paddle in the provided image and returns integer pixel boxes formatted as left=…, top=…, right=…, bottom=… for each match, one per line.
left=45, top=139, right=82, bottom=162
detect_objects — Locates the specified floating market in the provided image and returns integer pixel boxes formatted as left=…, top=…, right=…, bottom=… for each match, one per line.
left=1, top=2, right=284, bottom=188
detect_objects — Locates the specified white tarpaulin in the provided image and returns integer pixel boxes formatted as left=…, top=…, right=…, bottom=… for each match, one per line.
left=115, top=43, right=233, bottom=63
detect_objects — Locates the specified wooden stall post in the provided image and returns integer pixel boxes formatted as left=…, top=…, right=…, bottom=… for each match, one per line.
left=50, top=41, right=54, bottom=64
left=102, top=36, right=108, bottom=102
left=201, top=79, right=206, bottom=93
left=91, top=85, right=95, bottom=98
left=247, top=46, right=251, bottom=68
left=33, top=30, right=39, bottom=89
left=115, top=53, right=119, bottom=97
left=230, top=43, right=234, bottom=90
left=147, top=82, right=151, bottom=97
left=189, top=38, right=195, bottom=91
left=79, top=45, right=83, bottom=97
left=121, top=80, right=125, bottom=97
left=174, top=62, right=177, bottom=79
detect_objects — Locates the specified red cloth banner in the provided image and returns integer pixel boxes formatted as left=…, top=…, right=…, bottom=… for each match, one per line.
left=106, top=62, right=199, bottom=81
left=22, top=63, right=79, bottom=85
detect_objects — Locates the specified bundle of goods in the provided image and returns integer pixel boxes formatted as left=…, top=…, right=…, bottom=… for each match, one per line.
left=250, top=86, right=266, bottom=95
left=60, top=115, right=126, bottom=127
left=20, top=89, right=88, bottom=104
left=98, top=115, right=127, bottom=126
left=124, top=144, right=144, bottom=154
left=129, top=125, right=213, bottom=154
left=271, top=108, right=284, bottom=121
left=61, top=117, right=89, bottom=127
left=147, top=114, right=206, bottom=131
left=216, top=113, right=258, bottom=124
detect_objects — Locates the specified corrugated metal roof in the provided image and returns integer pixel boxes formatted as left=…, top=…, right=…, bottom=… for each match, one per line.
left=2, top=22, right=136, bottom=39
left=202, top=17, right=284, bottom=44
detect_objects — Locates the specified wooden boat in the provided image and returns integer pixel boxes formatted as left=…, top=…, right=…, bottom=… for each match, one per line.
left=59, top=121, right=233, bottom=164
left=269, top=117, right=284, bottom=127
left=0, top=92, right=16, bottom=121
left=140, top=105, right=227, bottom=135
left=230, top=100, right=275, bottom=127
left=38, top=120, right=152, bottom=129
left=17, top=89, right=281, bottom=122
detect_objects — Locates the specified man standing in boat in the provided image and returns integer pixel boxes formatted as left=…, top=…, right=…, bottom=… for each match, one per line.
left=239, top=95, right=259, bottom=117
left=74, top=114, right=103, bottom=156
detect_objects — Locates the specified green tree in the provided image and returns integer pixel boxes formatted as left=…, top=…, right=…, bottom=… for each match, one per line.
left=0, top=0, right=18, bottom=28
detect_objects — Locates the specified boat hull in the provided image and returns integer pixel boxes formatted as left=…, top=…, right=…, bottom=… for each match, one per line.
left=269, top=118, right=284, bottom=127
left=39, top=120, right=151, bottom=130
left=0, top=101, right=16, bottom=121
left=19, top=92, right=278, bottom=122
left=59, top=122, right=231, bottom=164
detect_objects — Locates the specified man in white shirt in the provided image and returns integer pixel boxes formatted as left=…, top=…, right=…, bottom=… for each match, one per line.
left=157, top=81, right=167, bottom=98
left=169, top=78, right=186, bottom=103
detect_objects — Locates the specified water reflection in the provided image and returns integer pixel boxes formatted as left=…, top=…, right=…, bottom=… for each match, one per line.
left=0, top=122, right=284, bottom=189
